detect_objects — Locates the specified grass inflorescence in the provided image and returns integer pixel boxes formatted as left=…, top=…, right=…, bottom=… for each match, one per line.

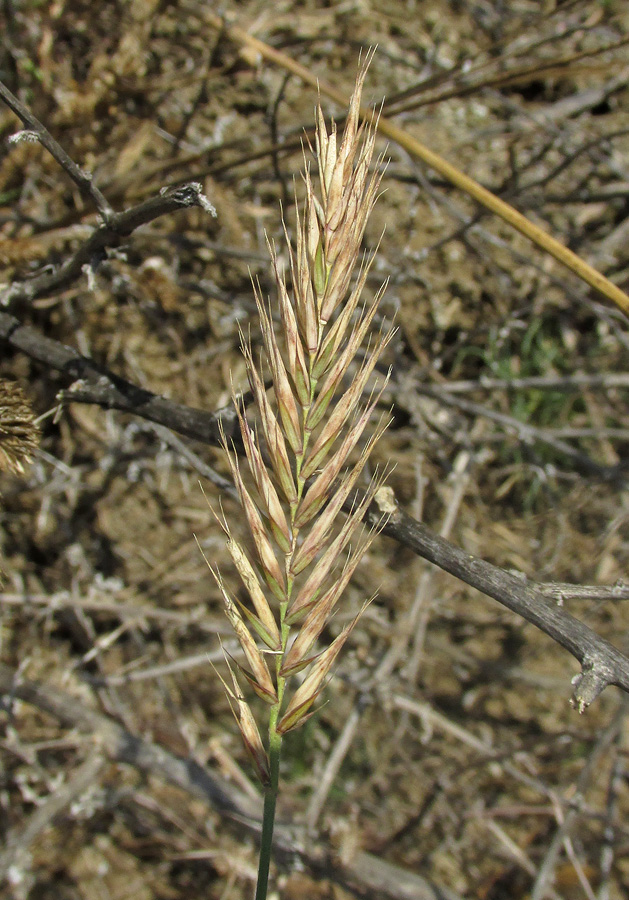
left=207, top=60, right=392, bottom=898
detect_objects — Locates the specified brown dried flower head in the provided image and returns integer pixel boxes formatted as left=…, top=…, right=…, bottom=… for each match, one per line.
left=210, top=58, right=392, bottom=774
left=0, top=380, right=39, bottom=475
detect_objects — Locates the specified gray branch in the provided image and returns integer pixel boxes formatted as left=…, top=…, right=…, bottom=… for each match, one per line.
left=369, top=491, right=629, bottom=710
left=0, top=309, right=236, bottom=445
left=0, top=77, right=114, bottom=222
left=0, top=184, right=215, bottom=308
left=2, top=305, right=627, bottom=708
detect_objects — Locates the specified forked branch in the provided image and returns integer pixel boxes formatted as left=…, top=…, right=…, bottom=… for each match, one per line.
left=370, top=489, right=629, bottom=710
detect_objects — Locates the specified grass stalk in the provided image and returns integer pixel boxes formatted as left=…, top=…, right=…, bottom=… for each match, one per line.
left=254, top=711, right=282, bottom=900
left=208, top=59, right=393, bottom=894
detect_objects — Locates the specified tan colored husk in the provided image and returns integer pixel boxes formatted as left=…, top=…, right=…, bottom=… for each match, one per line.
left=222, top=446, right=286, bottom=601
left=241, top=346, right=297, bottom=504
left=209, top=566, right=278, bottom=704
left=286, top=479, right=383, bottom=624
left=295, top=395, right=391, bottom=528
left=226, top=538, right=281, bottom=649
left=280, top=534, right=374, bottom=676
left=231, top=398, right=291, bottom=551
left=290, top=419, right=390, bottom=577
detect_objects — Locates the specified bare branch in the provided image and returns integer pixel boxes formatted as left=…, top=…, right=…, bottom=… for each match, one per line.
left=0, top=184, right=215, bottom=308
left=538, top=581, right=629, bottom=603
left=0, top=310, right=236, bottom=445
left=368, top=491, right=629, bottom=710
left=0, top=77, right=114, bottom=222
left=3, top=303, right=626, bottom=709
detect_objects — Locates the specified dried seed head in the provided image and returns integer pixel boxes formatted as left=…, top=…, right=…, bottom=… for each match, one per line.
left=222, top=438, right=287, bottom=602
left=241, top=347, right=297, bottom=504
left=235, top=691, right=271, bottom=786
left=281, top=537, right=373, bottom=677
left=300, top=345, right=391, bottom=482
left=291, top=418, right=389, bottom=578
left=0, top=380, right=39, bottom=475
left=286, top=477, right=383, bottom=624
left=269, top=238, right=311, bottom=405
left=232, top=398, right=291, bottom=552
left=226, top=538, right=281, bottom=650
left=205, top=562, right=278, bottom=704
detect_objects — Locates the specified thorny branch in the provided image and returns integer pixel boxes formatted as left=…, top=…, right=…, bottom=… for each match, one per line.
left=1, top=75, right=215, bottom=309
left=0, top=183, right=216, bottom=308
left=369, top=492, right=629, bottom=711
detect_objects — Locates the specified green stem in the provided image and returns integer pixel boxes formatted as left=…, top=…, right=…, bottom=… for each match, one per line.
left=255, top=352, right=322, bottom=898
left=254, top=704, right=283, bottom=900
